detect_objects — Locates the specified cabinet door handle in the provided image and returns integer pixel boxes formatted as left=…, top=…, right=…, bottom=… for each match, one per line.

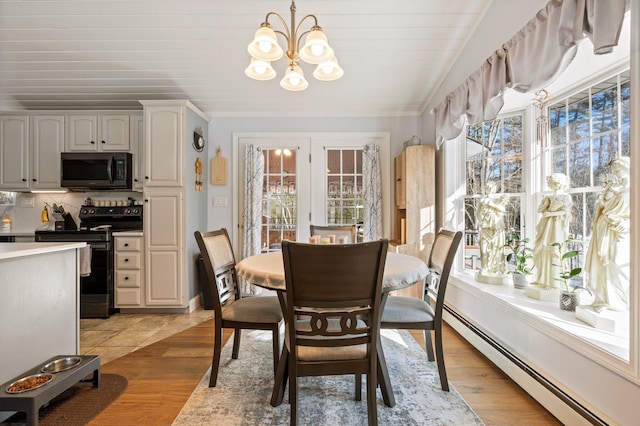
left=90, top=140, right=95, bottom=144
left=144, top=199, right=149, bottom=203
left=124, top=258, right=129, bottom=262
left=124, top=243, right=129, bottom=247
left=124, top=276, right=129, bottom=281
left=101, top=140, right=106, bottom=144
left=22, top=178, right=27, bottom=182
left=32, top=179, right=37, bottom=182
left=145, top=176, right=149, bottom=180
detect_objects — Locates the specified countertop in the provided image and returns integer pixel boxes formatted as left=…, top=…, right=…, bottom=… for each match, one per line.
left=0, top=230, right=36, bottom=237
left=0, top=242, right=86, bottom=261
left=112, top=230, right=143, bottom=237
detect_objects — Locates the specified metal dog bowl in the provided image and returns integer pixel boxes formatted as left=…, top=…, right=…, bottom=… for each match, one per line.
left=6, top=373, right=53, bottom=394
left=41, top=356, right=82, bottom=374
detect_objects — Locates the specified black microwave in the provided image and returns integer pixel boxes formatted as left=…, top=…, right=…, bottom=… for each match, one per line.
left=61, top=152, right=133, bottom=190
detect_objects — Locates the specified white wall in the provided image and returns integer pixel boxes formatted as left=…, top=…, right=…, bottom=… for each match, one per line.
left=206, top=115, right=421, bottom=247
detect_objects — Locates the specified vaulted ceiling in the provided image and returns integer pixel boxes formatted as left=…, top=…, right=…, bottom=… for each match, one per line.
left=0, top=0, right=493, bottom=117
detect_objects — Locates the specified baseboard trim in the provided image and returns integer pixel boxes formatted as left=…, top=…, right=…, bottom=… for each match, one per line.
left=444, top=305, right=608, bottom=426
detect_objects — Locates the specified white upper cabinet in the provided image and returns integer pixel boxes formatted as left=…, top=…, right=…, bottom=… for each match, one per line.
left=67, top=114, right=130, bottom=151
left=143, top=105, right=182, bottom=187
left=31, top=115, right=64, bottom=190
left=0, top=115, right=30, bottom=190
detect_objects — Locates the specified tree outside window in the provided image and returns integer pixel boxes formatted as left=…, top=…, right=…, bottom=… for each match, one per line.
left=464, top=114, right=525, bottom=269
left=547, top=70, right=630, bottom=246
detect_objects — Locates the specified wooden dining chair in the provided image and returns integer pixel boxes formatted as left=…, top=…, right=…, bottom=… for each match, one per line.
left=282, top=239, right=388, bottom=426
left=381, top=229, right=462, bottom=391
left=194, top=228, right=283, bottom=387
left=309, top=224, right=357, bottom=243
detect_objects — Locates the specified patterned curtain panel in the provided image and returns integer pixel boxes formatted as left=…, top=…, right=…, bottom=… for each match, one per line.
left=241, top=144, right=264, bottom=295
left=362, top=143, right=382, bottom=241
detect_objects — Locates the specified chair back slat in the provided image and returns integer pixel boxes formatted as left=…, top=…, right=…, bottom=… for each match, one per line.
left=194, top=228, right=240, bottom=317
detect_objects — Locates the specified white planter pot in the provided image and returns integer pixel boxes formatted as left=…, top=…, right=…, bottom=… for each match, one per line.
left=512, top=273, right=530, bottom=289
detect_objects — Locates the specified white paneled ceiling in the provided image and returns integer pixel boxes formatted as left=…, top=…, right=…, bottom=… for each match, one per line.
left=0, top=0, right=493, bottom=117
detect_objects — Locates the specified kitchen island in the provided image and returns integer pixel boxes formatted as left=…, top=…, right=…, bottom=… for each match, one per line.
left=0, top=242, right=85, bottom=385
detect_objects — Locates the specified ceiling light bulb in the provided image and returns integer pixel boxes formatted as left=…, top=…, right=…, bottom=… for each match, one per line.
left=299, top=28, right=334, bottom=64
left=313, top=56, right=343, bottom=81
left=245, top=58, right=276, bottom=81
left=258, top=41, right=272, bottom=53
left=311, top=44, right=324, bottom=57
left=247, top=24, right=283, bottom=62
left=280, top=63, right=308, bottom=91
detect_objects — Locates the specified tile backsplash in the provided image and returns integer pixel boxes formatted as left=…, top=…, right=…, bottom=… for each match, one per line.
left=0, top=191, right=143, bottom=232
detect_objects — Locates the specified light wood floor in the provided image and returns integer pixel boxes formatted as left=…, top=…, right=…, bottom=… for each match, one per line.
left=88, top=319, right=560, bottom=425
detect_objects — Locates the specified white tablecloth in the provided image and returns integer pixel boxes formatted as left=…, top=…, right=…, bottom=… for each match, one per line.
left=236, top=251, right=429, bottom=292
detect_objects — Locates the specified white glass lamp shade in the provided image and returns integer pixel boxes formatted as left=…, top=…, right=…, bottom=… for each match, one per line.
left=313, top=56, right=344, bottom=81
left=245, top=58, right=276, bottom=80
left=280, top=64, right=309, bottom=91
left=247, top=25, right=283, bottom=62
left=299, top=29, right=334, bottom=64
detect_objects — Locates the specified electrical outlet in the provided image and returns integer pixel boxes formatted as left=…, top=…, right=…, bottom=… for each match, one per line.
left=212, top=196, right=228, bottom=207
left=18, top=195, right=35, bottom=208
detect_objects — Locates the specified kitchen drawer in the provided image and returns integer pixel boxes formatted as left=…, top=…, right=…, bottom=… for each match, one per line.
left=115, top=237, right=142, bottom=251
left=115, top=270, right=141, bottom=288
left=115, top=287, right=141, bottom=305
left=115, top=252, right=142, bottom=269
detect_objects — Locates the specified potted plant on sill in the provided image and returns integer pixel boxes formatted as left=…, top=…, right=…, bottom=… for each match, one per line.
left=551, top=237, right=591, bottom=311
left=505, top=232, right=533, bottom=289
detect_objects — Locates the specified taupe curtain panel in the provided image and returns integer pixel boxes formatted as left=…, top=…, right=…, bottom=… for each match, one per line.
left=433, top=0, right=629, bottom=145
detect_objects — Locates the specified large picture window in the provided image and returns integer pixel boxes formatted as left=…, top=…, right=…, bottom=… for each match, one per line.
left=547, top=70, right=630, bottom=248
left=464, top=114, right=525, bottom=269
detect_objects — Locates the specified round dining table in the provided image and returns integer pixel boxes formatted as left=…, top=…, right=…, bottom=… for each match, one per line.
left=236, top=251, right=429, bottom=293
left=236, top=250, right=430, bottom=408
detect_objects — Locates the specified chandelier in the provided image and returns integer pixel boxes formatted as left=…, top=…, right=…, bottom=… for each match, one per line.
left=245, top=0, right=343, bottom=91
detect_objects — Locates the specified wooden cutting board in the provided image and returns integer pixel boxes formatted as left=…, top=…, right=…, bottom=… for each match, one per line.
left=210, top=148, right=227, bottom=185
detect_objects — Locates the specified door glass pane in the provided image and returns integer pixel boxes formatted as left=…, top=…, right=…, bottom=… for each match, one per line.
left=261, top=148, right=297, bottom=251
left=325, top=149, right=363, bottom=233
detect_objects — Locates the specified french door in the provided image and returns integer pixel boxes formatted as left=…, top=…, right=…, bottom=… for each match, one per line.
left=235, top=133, right=390, bottom=255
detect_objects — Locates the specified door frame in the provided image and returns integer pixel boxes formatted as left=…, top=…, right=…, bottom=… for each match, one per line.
left=233, top=132, right=391, bottom=257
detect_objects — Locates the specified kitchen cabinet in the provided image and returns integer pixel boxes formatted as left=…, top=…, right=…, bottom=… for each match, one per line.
left=144, top=191, right=183, bottom=306
left=66, top=114, right=130, bottom=151
left=143, top=105, right=182, bottom=187
left=31, top=115, right=65, bottom=190
left=392, top=145, right=435, bottom=264
left=0, top=115, right=29, bottom=190
left=114, top=234, right=144, bottom=307
left=0, top=115, right=64, bottom=191
left=140, top=100, right=209, bottom=311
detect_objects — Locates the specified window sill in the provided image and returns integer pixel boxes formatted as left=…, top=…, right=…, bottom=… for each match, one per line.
left=448, top=271, right=629, bottom=362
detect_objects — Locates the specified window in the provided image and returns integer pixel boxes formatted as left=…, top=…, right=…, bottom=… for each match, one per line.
left=547, top=70, right=630, bottom=250
left=464, top=114, right=525, bottom=269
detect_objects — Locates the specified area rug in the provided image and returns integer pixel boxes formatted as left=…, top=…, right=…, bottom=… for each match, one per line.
left=173, top=330, right=484, bottom=425
left=1, top=373, right=128, bottom=426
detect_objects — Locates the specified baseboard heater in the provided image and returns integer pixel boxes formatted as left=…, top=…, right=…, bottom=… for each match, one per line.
left=444, top=305, right=607, bottom=426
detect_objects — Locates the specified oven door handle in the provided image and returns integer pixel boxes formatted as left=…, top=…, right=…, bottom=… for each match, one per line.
left=88, top=242, right=110, bottom=250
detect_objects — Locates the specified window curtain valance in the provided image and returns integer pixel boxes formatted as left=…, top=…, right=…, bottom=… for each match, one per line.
left=433, top=0, right=629, bottom=145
